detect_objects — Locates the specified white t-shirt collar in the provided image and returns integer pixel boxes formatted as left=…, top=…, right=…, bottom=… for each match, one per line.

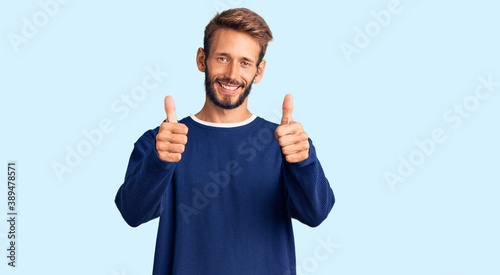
left=190, top=114, right=257, bottom=128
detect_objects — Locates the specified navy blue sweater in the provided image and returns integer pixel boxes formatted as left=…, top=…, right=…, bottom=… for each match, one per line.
left=115, top=115, right=335, bottom=275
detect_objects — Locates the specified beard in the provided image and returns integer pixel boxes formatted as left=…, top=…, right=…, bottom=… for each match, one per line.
left=204, top=68, right=254, bottom=110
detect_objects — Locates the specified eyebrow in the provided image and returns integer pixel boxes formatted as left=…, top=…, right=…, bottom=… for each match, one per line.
left=215, top=52, right=255, bottom=63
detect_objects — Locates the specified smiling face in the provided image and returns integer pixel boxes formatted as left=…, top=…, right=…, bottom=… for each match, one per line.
left=197, top=28, right=266, bottom=110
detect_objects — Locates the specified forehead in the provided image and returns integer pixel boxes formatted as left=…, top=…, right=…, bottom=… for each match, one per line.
left=209, top=28, right=260, bottom=62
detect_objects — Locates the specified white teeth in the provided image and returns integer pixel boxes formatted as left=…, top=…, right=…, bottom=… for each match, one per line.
left=220, top=83, right=238, bottom=91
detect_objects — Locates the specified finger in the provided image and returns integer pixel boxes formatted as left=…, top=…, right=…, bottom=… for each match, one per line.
left=156, top=133, right=187, bottom=145
left=281, top=140, right=310, bottom=156
left=169, top=134, right=188, bottom=145
left=158, top=143, right=185, bottom=154
left=159, top=122, right=188, bottom=135
left=275, top=122, right=303, bottom=139
left=285, top=151, right=309, bottom=163
left=277, top=132, right=308, bottom=147
left=168, top=123, right=189, bottom=135
left=281, top=94, right=293, bottom=125
left=159, top=152, right=182, bottom=163
left=164, top=95, right=178, bottom=123
left=157, top=133, right=187, bottom=145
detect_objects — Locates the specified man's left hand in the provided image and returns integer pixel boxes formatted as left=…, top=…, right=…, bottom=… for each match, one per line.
left=275, top=94, right=310, bottom=163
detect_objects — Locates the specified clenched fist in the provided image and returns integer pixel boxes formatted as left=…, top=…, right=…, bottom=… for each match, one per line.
left=275, top=94, right=310, bottom=163
left=156, top=96, right=188, bottom=162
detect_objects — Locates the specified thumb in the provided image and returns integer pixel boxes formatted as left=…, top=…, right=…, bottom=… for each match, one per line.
left=281, top=94, right=293, bottom=125
left=164, top=96, right=178, bottom=123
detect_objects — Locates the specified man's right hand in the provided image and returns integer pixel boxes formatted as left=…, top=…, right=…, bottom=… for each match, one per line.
left=156, top=96, right=188, bottom=162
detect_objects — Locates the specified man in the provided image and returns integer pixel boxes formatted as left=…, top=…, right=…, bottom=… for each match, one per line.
left=115, top=8, right=334, bottom=275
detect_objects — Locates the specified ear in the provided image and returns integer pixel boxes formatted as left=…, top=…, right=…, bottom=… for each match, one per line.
left=196, top=47, right=206, bottom=72
left=253, top=59, right=266, bottom=84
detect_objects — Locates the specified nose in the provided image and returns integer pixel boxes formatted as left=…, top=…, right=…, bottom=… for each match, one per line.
left=225, top=61, right=240, bottom=81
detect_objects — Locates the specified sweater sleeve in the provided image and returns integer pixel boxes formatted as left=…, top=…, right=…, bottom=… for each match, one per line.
left=115, top=129, right=176, bottom=227
left=282, top=138, right=335, bottom=227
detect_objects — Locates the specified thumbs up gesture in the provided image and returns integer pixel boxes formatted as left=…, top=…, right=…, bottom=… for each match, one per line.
left=275, top=94, right=310, bottom=163
left=155, top=96, right=189, bottom=162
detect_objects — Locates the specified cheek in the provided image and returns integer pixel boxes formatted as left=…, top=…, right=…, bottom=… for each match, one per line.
left=241, top=70, right=257, bottom=84
left=206, top=62, right=223, bottom=77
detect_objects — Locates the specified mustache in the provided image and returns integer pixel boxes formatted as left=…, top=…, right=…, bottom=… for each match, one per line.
left=214, top=77, right=244, bottom=88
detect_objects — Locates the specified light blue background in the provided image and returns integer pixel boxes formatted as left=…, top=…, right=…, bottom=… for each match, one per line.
left=1, top=0, right=499, bottom=274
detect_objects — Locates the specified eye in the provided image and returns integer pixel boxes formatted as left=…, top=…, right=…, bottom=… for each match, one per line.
left=218, top=57, right=227, bottom=62
left=241, top=61, right=250, bottom=66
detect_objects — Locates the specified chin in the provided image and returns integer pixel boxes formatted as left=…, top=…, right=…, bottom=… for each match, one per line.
left=214, top=91, right=244, bottom=109
left=204, top=71, right=253, bottom=110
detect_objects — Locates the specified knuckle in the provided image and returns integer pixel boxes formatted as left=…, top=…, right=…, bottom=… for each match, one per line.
left=173, top=154, right=182, bottom=162
left=156, top=130, right=163, bottom=139
left=302, top=141, right=310, bottom=150
left=157, top=132, right=167, bottom=141
left=165, top=143, right=174, bottom=152
left=301, top=154, right=308, bottom=161
left=181, top=124, right=189, bottom=134
left=278, top=137, right=286, bottom=147
left=160, top=122, right=171, bottom=131
left=156, top=139, right=167, bottom=149
left=167, top=143, right=183, bottom=154
left=159, top=152, right=167, bottom=161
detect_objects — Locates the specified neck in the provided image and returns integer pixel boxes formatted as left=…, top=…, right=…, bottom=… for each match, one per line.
left=195, top=96, right=252, bottom=123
